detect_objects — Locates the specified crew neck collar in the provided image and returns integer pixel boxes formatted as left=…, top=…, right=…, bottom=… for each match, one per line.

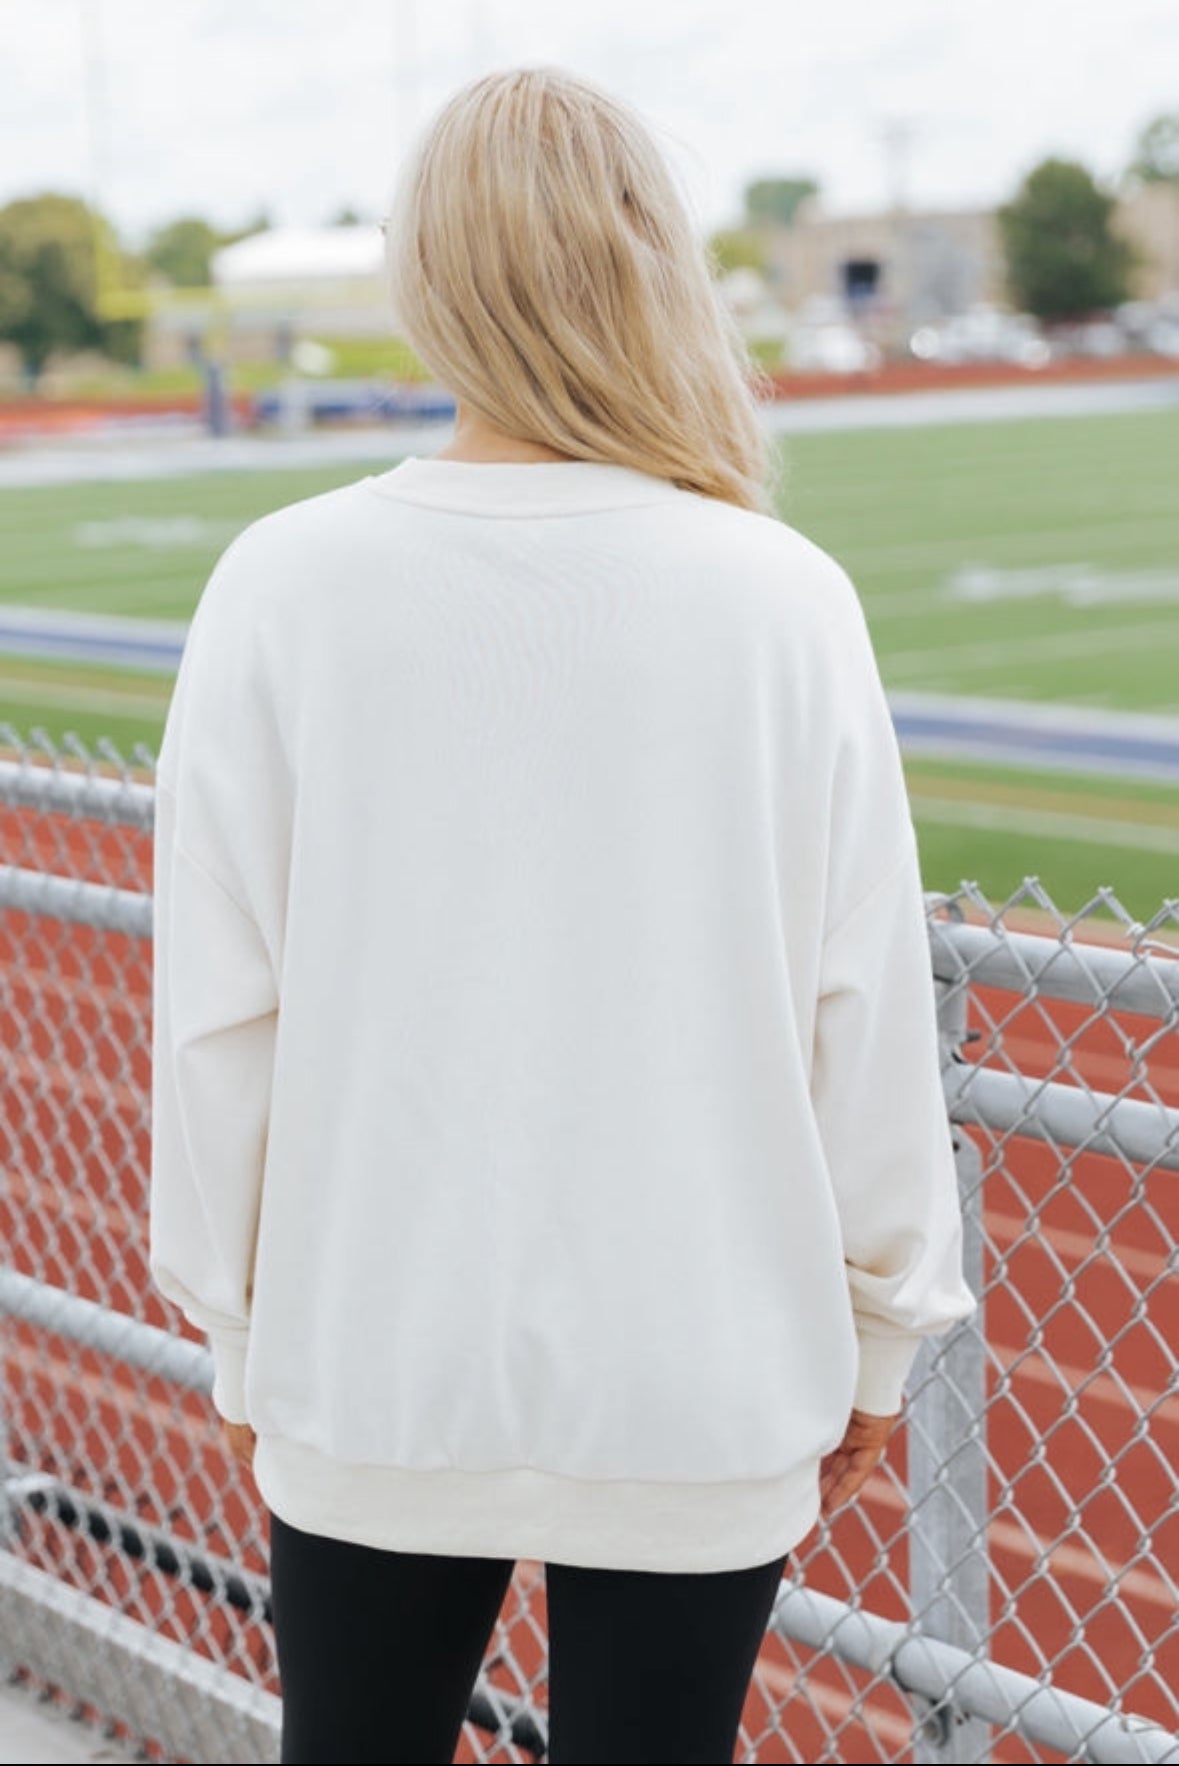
left=363, top=454, right=686, bottom=518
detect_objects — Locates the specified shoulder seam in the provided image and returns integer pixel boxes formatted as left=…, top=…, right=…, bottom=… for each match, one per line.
left=157, top=781, right=260, bottom=930
left=822, top=833, right=916, bottom=951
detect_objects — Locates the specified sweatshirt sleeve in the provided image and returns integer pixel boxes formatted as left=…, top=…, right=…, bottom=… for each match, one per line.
left=149, top=537, right=286, bottom=1424
left=808, top=562, right=977, bottom=1417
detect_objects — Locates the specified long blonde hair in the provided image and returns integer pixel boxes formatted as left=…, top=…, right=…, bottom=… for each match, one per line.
left=385, top=67, right=770, bottom=513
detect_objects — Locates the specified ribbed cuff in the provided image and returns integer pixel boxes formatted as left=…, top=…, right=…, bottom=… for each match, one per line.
left=207, top=1328, right=250, bottom=1424
left=853, top=1329, right=922, bottom=1415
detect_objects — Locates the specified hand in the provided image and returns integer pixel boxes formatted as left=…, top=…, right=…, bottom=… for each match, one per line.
left=818, top=1407, right=899, bottom=1519
left=222, top=1420, right=257, bottom=1475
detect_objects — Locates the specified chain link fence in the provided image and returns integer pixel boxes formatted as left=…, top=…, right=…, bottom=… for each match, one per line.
left=1, top=727, right=1176, bottom=1766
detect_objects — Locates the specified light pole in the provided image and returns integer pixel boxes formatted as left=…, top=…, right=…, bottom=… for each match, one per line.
left=879, top=117, right=918, bottom=354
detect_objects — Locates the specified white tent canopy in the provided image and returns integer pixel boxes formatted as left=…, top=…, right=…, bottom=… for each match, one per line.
left=212, top=225, right=385, bottom=287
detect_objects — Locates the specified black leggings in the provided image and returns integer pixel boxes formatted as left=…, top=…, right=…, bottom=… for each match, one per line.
left=268, top=1510, right=787, bottom=1765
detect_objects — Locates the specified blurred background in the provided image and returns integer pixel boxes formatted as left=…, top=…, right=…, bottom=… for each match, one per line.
left=1, top=0, right=1177, bottom=921
left=1, top=11, right=1178, bottom=1766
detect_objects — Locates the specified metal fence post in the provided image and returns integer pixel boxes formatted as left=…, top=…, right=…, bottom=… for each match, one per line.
left=904, top=942, right=991, bottom=1762
left=1, top=1310, right=13, bottom=1683
left=907, top=1126, right=990, bottom=1763
left=0, top=1255, right=14, bottom=1541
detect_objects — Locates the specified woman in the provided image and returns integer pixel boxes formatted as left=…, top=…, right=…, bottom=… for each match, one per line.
left=150, top=66, right=975, bottom=1766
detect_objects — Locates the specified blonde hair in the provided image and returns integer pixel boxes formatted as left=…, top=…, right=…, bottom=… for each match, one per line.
left=385, top=67, right=770, bottom=513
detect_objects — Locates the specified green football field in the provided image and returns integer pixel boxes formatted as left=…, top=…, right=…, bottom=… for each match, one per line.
left=2, top=407, right=1177, bottom=919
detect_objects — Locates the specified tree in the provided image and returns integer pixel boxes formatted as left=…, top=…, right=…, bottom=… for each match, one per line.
left=998, top=158, right=1135, bottom=322
left=743, top=177, right=819, bottom=229
left=0, top=193, right=145, bottom=383
left=101, top=250, right=150, bottom=365
left=145, top=215, right=223, bottom=287
left=326, top=204, right=363, bottom=226
left=708, top=228, right=768, bottom=275
left=140, top=209, right=274, bottom=297
left=0, top=193, right=145, bottom=381
left=1127, top=112, right=1179, bottom=185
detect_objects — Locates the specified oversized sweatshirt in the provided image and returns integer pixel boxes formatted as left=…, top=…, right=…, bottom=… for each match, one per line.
left=149, top=455, right=976, bottom=1573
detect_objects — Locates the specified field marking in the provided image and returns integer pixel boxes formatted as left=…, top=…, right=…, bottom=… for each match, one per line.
left=5, top=1048, right=143, bottom=1114
left=865, top=1469, right=1176, bottom=1609
left=891, top=690, right=1179, bottom=744
left=72, top=516, right=242, bottom=550
left=984, top=1037, right=1179, bottom=1104
left=910, top=792, right=1179, bottom=854
left=853, top=513, right=1179, bottom=582
left=2, top=1165, right=145, bottom=1246
left=3, top=1338, right=215, bottom=1450
left=0, top=675, right=171, bottom=719
left=988, top=1340, right=1168, bottom=1419
left=0, top=657, right=171, bottom=694
left=0, top=605, right=189, bottom=644
left=0, top=605, right=186, bottom=675
left=944, top=562, right=1179, bottom=609
left=869, top=560, right=1179, bottom=621
left=908, top=771, right=1179, bottom=828
left=883, top=618, right=1179, bottom=678
left=984, top=1211, right=1169, bottom=1284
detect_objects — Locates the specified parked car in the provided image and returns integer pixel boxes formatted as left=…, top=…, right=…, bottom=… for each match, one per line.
left=909, top=304, right=1050, bottom=367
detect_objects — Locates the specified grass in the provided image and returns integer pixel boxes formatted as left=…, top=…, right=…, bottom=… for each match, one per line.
left=0, top=460, right=395, bottom=618
left=2, top=407, right=1177, bottom=917
left=0, top=654, right=171, bottom=755
left=783, top=409, right=1179, bottom=714
left=902, top=757, right=1178, bottom=921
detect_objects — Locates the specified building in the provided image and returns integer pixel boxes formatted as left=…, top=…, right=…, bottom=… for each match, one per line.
left=756, top=184, right=1179, bottom=352
left=1115, top=183, right=1179, bottom=301
left=143, top=224, right=394, bottom=371
left=761, top=198, right=1002, bottom=351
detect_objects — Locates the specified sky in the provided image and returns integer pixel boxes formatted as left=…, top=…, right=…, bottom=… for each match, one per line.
left=3, top=0, right=1177, bottom=247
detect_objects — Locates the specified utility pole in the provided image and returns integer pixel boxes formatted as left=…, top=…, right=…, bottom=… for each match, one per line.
left=879, top=117, right=918, bottom=352
left=393, top=0, right=420, bottom=165
left=79, top=0, right=117, bottom=314
left=880, top=117, right=915, bottom=214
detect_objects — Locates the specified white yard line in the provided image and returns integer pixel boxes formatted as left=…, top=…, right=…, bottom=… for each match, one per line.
left=984, top=1211, right=1167, bottom=1283
left=840, top=513, right=1179, bottom=580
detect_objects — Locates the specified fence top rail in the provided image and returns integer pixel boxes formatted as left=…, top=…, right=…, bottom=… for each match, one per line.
left=0, top=865, right=153, bottom=937
left=927, top=908, right=1179, bottom=1018
left=942, top=1060, right=1179, bottom=1171
left=0, top=756, right=154, bottom=829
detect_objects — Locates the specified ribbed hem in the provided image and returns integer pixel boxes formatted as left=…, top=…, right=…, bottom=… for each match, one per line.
left=207, top=1328, right=250, bottom=1424
left=252, top=1435, right=822, bottom=1573
left=853, top=1329, right=923, bottom=1415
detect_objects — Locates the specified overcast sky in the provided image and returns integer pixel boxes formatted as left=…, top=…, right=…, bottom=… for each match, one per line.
left=3, top=0, right=1176, bottom=246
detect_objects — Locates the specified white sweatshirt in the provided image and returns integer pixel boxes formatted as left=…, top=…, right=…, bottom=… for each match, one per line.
left=150, top=455, right=975, bottom=1573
